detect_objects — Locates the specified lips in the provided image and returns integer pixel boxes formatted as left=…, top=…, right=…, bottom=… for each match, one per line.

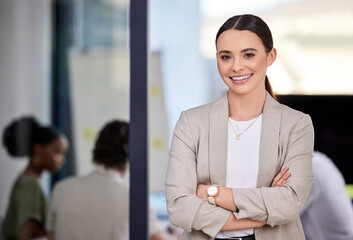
left=231, top=73, right=253, bottom=81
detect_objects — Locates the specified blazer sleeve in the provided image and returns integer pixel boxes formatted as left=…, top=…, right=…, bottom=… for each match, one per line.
left=232, top=114, right=315, bottom=227
left=165, top=111, right=230, bottom=237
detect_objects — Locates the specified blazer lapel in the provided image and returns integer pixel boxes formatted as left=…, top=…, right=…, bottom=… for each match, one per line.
left=209, top=94, right=228, bottom=186
left=257, top=93, right=282, bottom=187
left=208, top=92, right=282, bottom=187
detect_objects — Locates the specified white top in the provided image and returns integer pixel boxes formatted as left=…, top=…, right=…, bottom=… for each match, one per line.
left=216, top=115, right=262, bottom=238
left=300, top=151, right=353, bottom=240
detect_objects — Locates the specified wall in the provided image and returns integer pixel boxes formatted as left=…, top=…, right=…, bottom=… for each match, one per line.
left=0, top=0, right=52, bottom=217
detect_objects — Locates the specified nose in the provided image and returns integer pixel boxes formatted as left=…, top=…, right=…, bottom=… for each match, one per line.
left=56, top=155, right=65, bottom=167
left=232, top=57, right=244, bottom=72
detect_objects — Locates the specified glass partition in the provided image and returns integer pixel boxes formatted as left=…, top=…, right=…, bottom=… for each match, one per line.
left=0, top=0, right=131, bottom=237
left=149, top=0, right=353, bottom=234
left=69, top=0, right=130, bottom=177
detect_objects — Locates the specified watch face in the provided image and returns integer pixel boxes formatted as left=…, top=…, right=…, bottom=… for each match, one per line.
left=207, top=186, right=218, bottom=196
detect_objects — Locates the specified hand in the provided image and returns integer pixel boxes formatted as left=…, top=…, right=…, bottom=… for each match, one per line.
left=196, top=184, right=210, bottom=201
left=196, top=167, right=290, bottom=203
left=271, top=167, right=291, bottom=187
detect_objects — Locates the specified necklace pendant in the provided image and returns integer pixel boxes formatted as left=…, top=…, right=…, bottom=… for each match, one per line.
left=236, top=136, right=240, bottom=140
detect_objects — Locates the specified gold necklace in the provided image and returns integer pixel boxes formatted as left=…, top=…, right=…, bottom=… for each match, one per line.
left=228, top=115, right=261, bottom=140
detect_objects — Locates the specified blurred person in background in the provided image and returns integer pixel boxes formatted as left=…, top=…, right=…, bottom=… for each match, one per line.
left=300, top=151, right=353, bottom=240
left=47, top=120, right=179, bottom=240
left=2, top=116, right=68, bottom=240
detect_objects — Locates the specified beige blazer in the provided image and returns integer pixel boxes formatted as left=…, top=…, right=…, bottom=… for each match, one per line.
left=165, top=92, right=314, bottom=240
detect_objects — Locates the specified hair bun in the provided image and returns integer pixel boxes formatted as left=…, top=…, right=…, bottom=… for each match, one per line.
left=2, top=116, right=40, bottom=157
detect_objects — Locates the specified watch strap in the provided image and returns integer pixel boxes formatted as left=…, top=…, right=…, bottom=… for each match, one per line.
left=208, top=196, right=216, bottom=205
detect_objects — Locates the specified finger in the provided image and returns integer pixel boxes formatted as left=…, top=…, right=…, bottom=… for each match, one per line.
left=280, top=167, right=289, bottom=176
left=272, top=179, right=282, bottom=187
left=277, top=178, right=283, bottom=186
left=275, top=179, right=283, bottom=187
left=271, top=167, right=289, bottom=187
left=282, top=172, right=291, bottom=181
left=276, top=173, right=291, bottom=187
left=278, top=180, right=286, bottom=187
left=274, top=167, right=289, bottom=181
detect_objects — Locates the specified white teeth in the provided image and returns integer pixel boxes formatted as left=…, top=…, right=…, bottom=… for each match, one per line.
left=231, top=74, right=252, bottom=81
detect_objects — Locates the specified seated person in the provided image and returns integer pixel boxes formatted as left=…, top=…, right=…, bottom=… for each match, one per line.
left=300, top=151, right=353, bottom=240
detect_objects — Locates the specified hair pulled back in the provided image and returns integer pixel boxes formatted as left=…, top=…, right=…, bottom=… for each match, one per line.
left=216, top=14, right=277, bottom=99
left=93, top=120, right=129, bottom=169
left=2, top=116, right=61, bottom=157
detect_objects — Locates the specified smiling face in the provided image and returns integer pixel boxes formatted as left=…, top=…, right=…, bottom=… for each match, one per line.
left=216, top=29, right=276, bottom=98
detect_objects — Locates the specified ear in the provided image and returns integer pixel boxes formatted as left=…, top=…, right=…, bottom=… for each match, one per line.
left=267, top=48, right=277, bottom=66
left=33, top=144, right=43, bottom=155
left=32, top=144, right=44, bottom=167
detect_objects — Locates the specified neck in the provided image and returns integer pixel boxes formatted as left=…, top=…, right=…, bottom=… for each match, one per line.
left=113, top=167, right=126, bottom=176
left=103, top=165, right=127, bottom=176
left=23, top=163, right=42, bottom=179
left=228, top=90, right=266, bottom=121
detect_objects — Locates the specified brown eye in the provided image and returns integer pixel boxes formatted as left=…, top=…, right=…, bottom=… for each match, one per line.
left=220, top=55, right=231, bottom=60
left=244, top=53, right=255, bottom=58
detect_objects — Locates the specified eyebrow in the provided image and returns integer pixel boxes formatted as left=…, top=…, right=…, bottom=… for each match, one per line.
left=218, top=48, right=258, bottom=55
left=241, top=48, right=258, bottom=52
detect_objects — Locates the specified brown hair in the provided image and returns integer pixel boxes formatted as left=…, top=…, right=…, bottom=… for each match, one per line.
left=216, top=14, right=278, bottom=100
left=93, top=120, right=129, bottom=170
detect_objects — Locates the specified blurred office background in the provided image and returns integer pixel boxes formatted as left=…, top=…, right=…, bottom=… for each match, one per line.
left=149, top=0, right=353, bottom=221
left=0, top=0, right=353, bottom=236
left=0, top=0, right=130, bottom=225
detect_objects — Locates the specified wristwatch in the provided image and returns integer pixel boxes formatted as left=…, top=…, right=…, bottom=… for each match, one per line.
left=207, top=185, right=219, bottom=205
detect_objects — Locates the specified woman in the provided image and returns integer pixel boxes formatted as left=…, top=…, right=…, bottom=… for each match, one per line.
left=165, top=14, right=314, bottom=240
left=2, top=116, right=68, bottom=240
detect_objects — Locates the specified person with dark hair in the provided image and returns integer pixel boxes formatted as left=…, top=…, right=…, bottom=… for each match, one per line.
left=2, top=116, right=68, bottom=240
left=165, top=14, right=314, bottom=240
left=47, top=120, right=178, bottom=240
left=46, top=120, right=129, bottom=240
